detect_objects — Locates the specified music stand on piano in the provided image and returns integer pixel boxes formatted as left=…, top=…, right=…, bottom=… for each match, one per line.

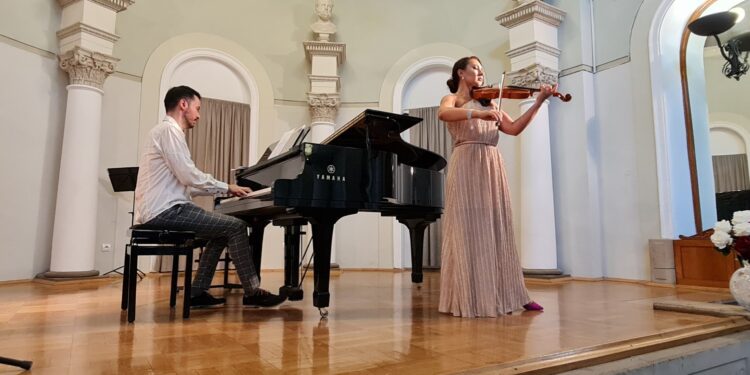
left=104, top=167, right=145, bottom=279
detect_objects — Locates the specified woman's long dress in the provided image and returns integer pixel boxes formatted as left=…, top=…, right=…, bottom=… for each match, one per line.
left=438, top=99, right=531, bottom=318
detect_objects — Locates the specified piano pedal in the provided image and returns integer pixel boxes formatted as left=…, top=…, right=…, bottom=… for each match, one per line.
left=318, top=308, right=328, bottom=319
left=280, top=286, right=304, bottom=301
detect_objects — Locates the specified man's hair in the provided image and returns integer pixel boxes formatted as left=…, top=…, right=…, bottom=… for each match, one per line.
left=164, top=85, right=201, bottom=112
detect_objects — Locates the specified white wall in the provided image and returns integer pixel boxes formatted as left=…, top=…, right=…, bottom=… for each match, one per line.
left=401, top=67, right=450, bottom=111
left=95, top=74, right=142, bottom=274
left=0, top=38, right=67, bottom=281
left=550, top=70, right=603, bottom=278
left=596, top=63, right=650, bottom=280
left=169, top=58, right=251, bottom=104
left=710, top=128, right=747, bottom=155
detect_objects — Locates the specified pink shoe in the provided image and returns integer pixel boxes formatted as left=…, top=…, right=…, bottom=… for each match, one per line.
left=523, top=301, right=544, bottom=311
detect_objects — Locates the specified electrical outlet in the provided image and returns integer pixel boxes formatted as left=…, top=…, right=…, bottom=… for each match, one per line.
left=101, top=243, right=112, bottom=252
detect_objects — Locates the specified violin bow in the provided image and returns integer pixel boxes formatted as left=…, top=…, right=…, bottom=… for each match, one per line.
left=495, top=72, right=505, bottom=121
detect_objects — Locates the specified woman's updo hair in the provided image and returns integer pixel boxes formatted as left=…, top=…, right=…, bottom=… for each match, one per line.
left=446, top=56, right=481, bottom=93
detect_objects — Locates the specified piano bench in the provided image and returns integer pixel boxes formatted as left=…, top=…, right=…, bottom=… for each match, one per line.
left=120, top=227, right=206, bottom=323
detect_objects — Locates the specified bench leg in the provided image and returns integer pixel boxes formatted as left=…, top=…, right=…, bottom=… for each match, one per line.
left=127, top=252, right=138, bottom=323
left=183, top=251, right=193, bottom=319
left=121, top=251, right=130, bottom=311
left=170, top=255, right=179, bottom=307
left=223, top=253, right=230, bottom=287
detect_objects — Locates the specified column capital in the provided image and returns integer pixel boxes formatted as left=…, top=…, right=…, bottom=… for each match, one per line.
left=496, top=0, right=565, bottom=28
left=58, top=0, right=135, bottom=12
left=58, top=46, right=119, bottom=90
left=507, top=63, right=559, bottom=88
left=307, top=93, right=340, bottom=123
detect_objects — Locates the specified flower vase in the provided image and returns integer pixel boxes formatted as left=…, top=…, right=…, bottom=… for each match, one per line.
left=729, top=264, right=750, bottom=311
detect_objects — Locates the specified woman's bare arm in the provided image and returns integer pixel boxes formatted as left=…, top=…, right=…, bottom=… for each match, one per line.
left=438, top=95, right=502, bottom=122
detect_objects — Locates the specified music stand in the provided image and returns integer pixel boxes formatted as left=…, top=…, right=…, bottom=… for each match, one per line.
left=108, top=167, right=138, bottom=193
left=104, top=167, right=145, bottom=278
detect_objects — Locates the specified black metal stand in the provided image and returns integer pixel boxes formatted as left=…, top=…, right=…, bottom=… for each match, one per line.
left=0, top=356, right=32, bottom=370
left=103, top=167, right=146, bottom=279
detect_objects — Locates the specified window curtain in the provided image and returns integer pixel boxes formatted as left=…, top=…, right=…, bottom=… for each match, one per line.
left=408, top=106, right=453, bottom=269
left=159, top=97, right=251, bottom=272
left=713, top=154, right=750, bottom=193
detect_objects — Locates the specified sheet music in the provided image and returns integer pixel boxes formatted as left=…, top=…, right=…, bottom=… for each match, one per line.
left=268, top=124, right=307, bottom=159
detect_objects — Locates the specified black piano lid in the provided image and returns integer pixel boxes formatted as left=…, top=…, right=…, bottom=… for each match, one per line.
left=322, top=109, right=447, bottom=171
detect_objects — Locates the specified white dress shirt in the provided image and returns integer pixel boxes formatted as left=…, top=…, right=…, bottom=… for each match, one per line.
left=134, top=116, right=228, bottom=224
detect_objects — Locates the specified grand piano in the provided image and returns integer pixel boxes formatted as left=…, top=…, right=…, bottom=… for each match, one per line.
left=215, top=109, right=446, bottom=315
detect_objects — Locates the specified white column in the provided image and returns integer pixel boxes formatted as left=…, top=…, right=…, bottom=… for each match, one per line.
left=518, top=99, right=559, bottom=271
left=44, top=0, right=131, bottom=278
left=46, top=48, right=118, bottom=277
left=305, top=13, right=346, bottom=266
left=497, top=0, right=566, bottom=276
left=49, top=84, right=105, bottom=275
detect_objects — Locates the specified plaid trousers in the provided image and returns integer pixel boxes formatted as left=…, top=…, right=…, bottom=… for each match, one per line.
left=144, top=203, right=260, bottom=296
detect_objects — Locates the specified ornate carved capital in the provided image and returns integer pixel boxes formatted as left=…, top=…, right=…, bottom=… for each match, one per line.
left=58, top=0, right=135, bottom=12
left=496, top=0, right=566, bottom=28
left=507, top=64, right=559, bottom=88
left=307, top=93, right=340, bottom=123
left=58, top=47, right=119, bottom=89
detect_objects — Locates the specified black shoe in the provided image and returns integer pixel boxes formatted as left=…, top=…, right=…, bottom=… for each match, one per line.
left=190, top=292, right=226, bottom=308
left=242, top=289, right=286, bottom=308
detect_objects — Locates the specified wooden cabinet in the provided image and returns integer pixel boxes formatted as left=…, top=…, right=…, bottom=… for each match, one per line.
left=673, top=230, right=741, bottom=288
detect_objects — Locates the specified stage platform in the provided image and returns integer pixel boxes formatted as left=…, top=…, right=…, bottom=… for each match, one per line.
left=0, top=270, right=748, bottom=374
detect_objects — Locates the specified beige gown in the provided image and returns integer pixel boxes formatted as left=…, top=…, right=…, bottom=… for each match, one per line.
left=438, top=99, right=531, bottom=318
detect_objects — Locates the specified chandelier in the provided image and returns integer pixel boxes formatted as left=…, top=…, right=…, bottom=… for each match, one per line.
left=688, top=9, right=750, bottom=80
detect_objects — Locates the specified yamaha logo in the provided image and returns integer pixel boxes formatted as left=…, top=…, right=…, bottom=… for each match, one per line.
left=316, top=164, right=345, bottom=182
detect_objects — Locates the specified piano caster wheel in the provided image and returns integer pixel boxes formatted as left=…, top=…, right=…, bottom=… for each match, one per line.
left=318, top=308, right=329, bottom=319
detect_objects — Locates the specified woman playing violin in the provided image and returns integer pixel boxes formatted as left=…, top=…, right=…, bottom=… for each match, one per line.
left=437, top=56, right=552, bottom=318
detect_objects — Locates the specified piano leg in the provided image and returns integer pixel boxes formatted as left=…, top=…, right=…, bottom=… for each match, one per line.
left=248, top=220, right=269, bottom=283
left=311, top=222, right=332, bottom=310
left=309, top=215, right=347, bottom=311
left=397, top=217, right=434, bottom=284
left=278, top=220, right=306, bottom=301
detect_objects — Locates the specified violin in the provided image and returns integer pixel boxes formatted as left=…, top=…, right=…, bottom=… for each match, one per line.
left=470, top=85, right=572, bottom=106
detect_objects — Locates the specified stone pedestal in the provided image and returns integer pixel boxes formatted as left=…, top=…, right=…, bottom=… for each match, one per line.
left=497, top=1, right=566, bottom=277
left=304, top=41, right=345, bottom=143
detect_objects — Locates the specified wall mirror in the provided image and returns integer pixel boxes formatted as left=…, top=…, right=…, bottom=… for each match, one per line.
left=684, top=0, right=750, bottom=233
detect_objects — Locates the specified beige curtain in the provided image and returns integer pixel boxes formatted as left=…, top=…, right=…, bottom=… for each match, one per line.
left=186, top=97, right=251, bottom=210
left=713, top=154, right=750, bottom=193
left=159, top=97, right=251, bottom=272
left=408, top=106, right=453, bottom=269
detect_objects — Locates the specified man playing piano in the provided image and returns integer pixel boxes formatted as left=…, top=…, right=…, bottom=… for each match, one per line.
left=134, top=85, right=285, bottom=308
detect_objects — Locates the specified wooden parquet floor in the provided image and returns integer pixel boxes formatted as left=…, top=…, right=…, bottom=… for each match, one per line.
left=0, top=270, right=746, bottom=374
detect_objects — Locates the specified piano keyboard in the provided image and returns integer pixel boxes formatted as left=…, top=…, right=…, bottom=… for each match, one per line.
left=220, top=187, right=272, bottom=204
